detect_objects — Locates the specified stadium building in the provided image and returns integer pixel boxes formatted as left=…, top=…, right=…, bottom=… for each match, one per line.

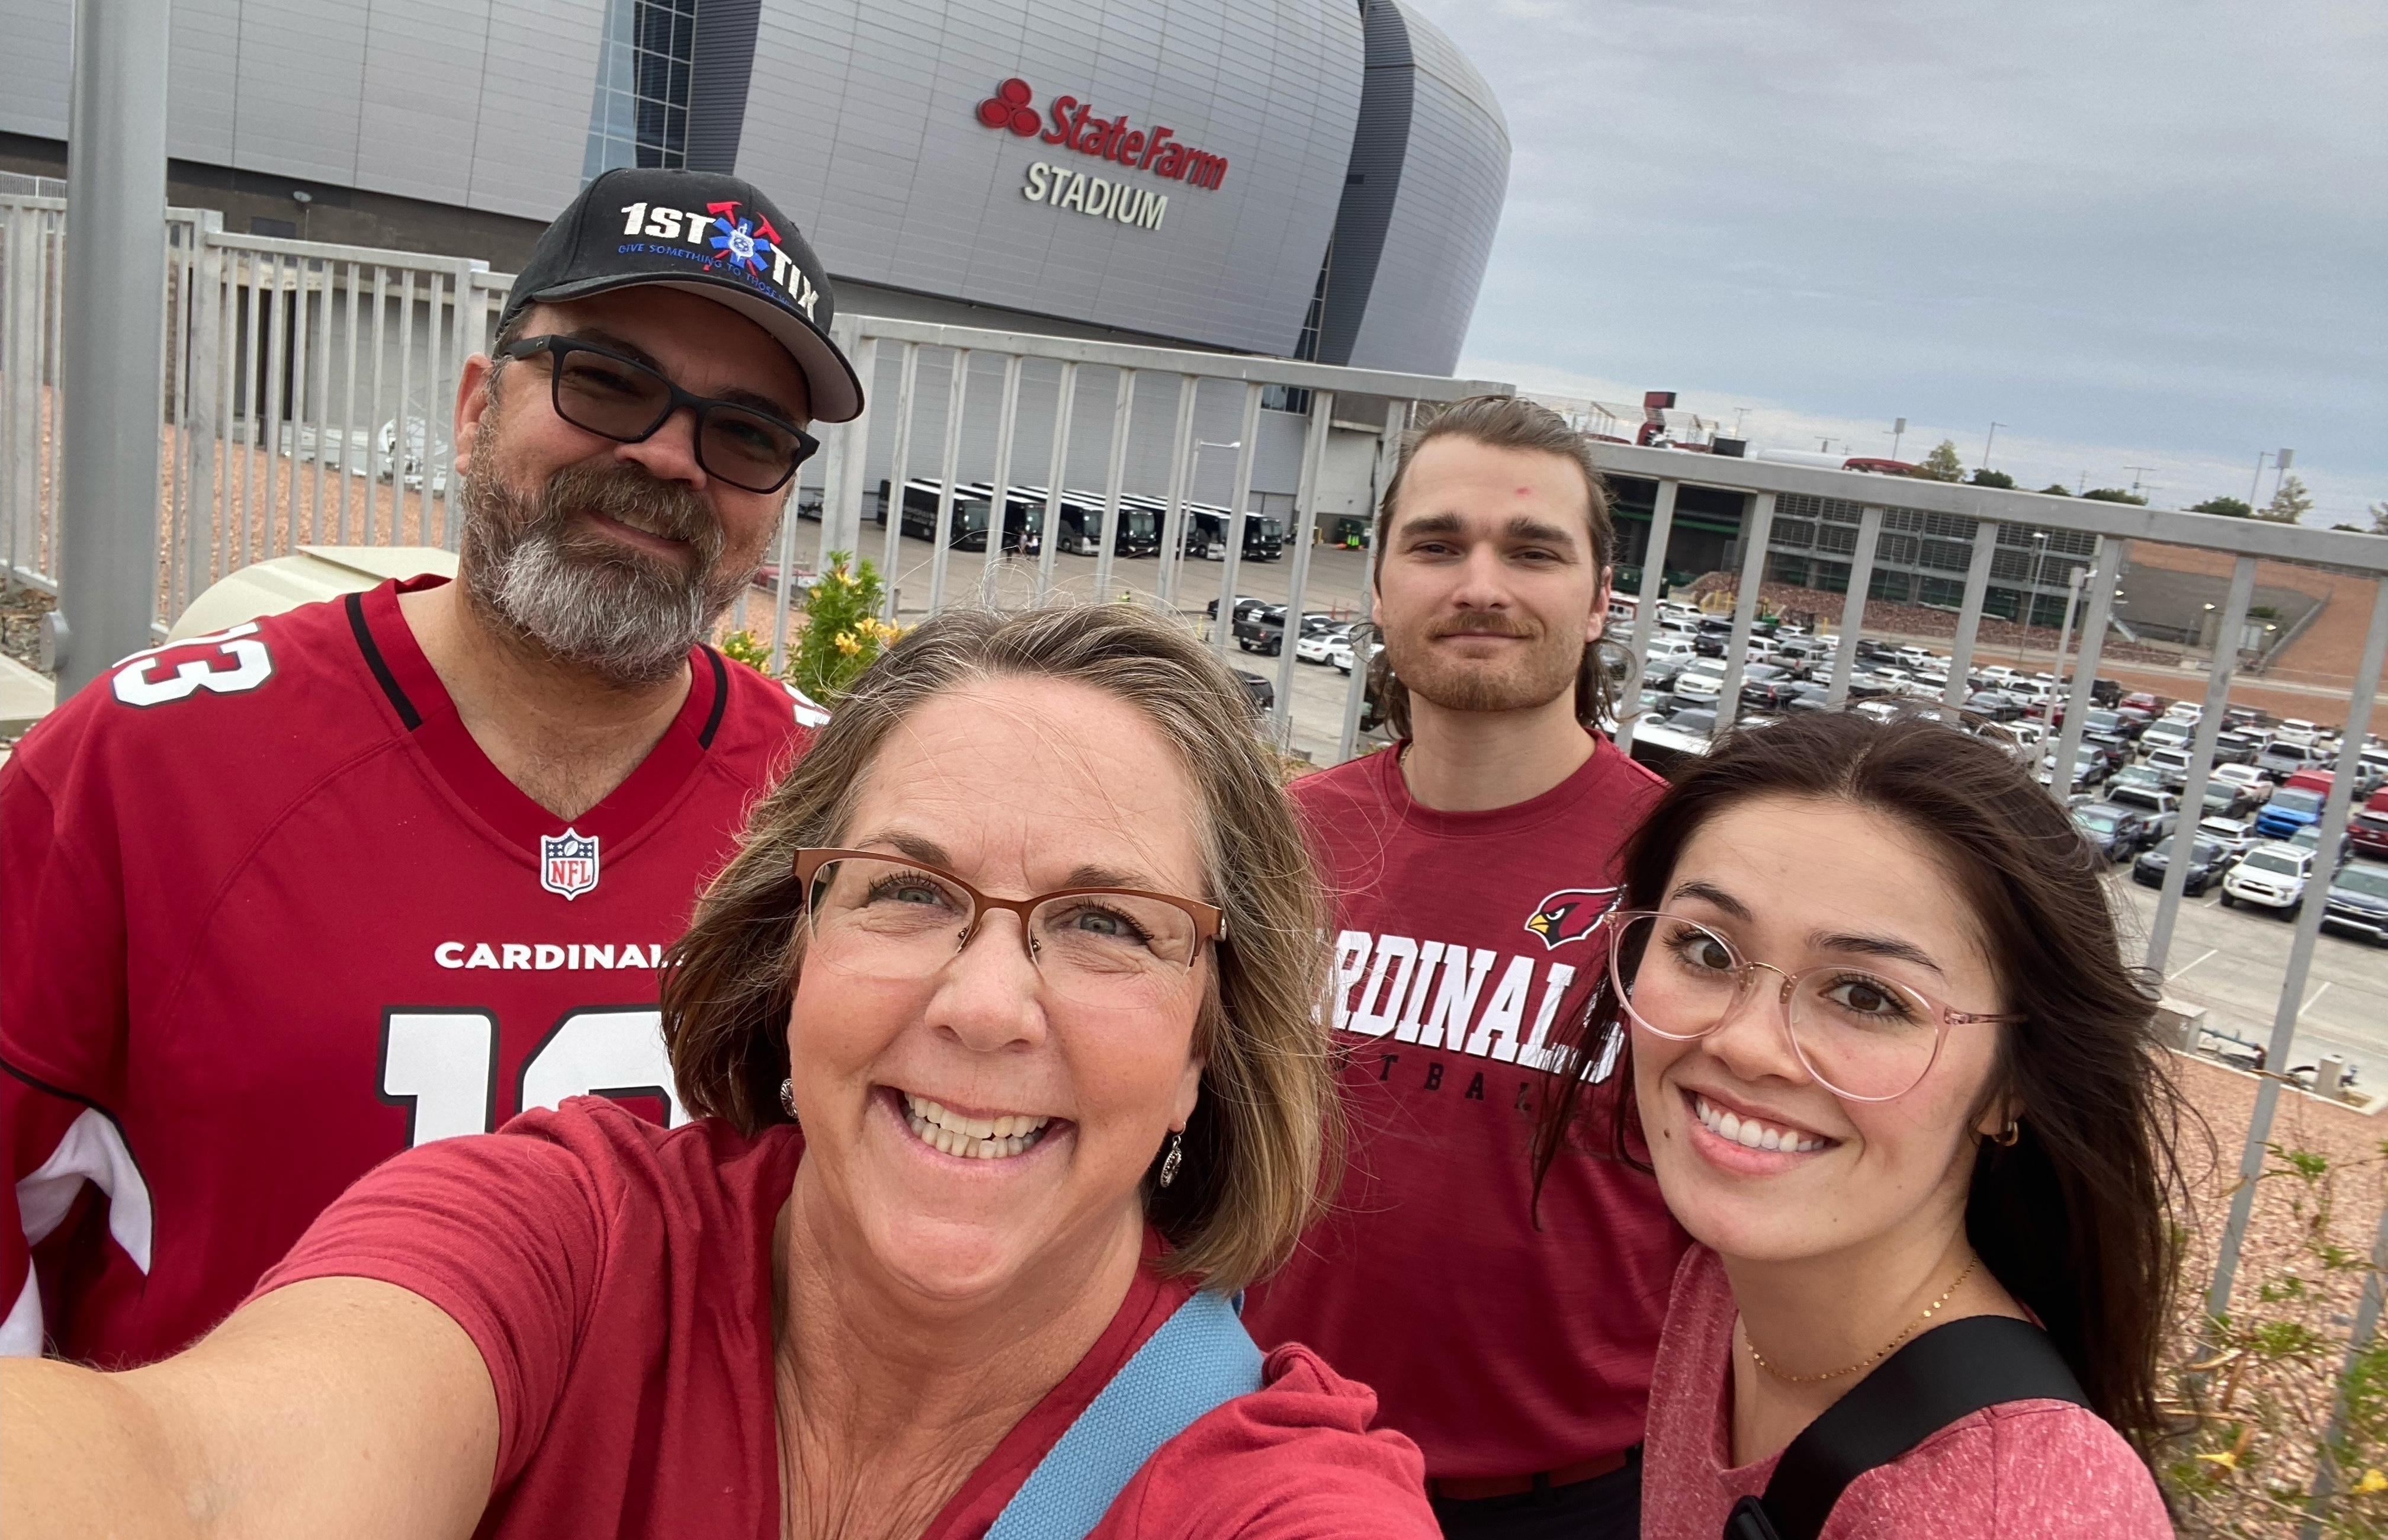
left=1, top=0, right=1508, bottom=524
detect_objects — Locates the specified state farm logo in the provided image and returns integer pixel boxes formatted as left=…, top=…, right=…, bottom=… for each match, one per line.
left=974, top=78, right=1229, bottom=191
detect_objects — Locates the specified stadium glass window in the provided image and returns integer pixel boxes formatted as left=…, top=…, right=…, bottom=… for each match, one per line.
left=1262, top=242, right=1334, bottom=415
left=583, top=0, right=698, bottom=181
left=1867, top=569, right=1912, bottom=603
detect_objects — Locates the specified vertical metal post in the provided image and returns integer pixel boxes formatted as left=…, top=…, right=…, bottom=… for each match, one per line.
left=1825, top=506, right=1885, bottom=707
left=1611, top=477, right=1679, bottom=758
left=826, top=332, right=875, bottom=573
left=1157, top=374, right=1197, bottom=608
left=2048, top=541, right=2120, bottom=800
left=981, top=354, right=1022, bottom=605
left=2146, top=556, right=2257, bottom=973
left=878, top=342, right=917, bottom=617
left=1712, top=492, right=1776, bottom=732
left=54, top=0, right=172, bottom=692
left=927, top=349, right=970, bottom=614
left=184, top=212, right=222, bottom=604
left=2208, top=577, right=2388, bottom=1318
left=1034, top=361, right=1077, bottom=605
left=1943, top=520, right=2001, bottom=709
left=1271, top=389, right=1335, bottom=740
left=1212, top=383, right=1263, bottom=660
left=1092, top=368, right=1135, bottom=604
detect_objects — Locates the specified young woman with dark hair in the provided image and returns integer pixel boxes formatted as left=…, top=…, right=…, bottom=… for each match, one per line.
left=1537, top=711, right=2186, bottom=1537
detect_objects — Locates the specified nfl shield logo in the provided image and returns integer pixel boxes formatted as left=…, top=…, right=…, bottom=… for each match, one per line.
left=540, top=828, right=601, bottom=901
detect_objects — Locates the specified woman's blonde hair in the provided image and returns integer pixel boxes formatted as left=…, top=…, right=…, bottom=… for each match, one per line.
left=663, top=603, right=1340, bottom=1294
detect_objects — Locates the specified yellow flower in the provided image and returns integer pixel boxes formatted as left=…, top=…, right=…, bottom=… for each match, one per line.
left=2357, top=1468, right=2388, bottom=1494
left=2194, top=1452, right=2239, bottom=1472
left=833, top=631, right=861, bottom=657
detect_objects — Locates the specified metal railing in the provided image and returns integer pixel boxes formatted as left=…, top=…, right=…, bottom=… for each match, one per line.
left=8, top=200, right=2386, bottom=1352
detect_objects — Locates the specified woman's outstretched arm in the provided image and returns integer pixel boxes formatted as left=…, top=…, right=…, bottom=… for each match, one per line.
left=2, top=1276, right=498, bottom=1539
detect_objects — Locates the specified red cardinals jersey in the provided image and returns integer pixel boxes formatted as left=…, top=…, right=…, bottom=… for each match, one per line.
left=1241, top=739, right=1689, bottom=1480
left=257, top=1101, right=1439, bottom=1540
left=1, top=576, right=820, bottom=1366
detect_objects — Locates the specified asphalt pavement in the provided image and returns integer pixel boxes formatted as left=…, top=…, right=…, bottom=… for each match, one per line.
left=2107, top=858, right=2388, bottom=1093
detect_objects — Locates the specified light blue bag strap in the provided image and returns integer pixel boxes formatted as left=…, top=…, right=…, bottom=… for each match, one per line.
left=986, top=1289, right=1264, bottom=1540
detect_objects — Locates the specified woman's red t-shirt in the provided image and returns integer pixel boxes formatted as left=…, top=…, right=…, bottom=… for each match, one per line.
left=254, top=1098, right=1437, bottom=1539
left=1640, top=1247, right=2173, bottom=1539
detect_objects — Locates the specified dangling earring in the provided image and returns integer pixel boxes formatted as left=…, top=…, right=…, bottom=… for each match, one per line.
left=1156, top=1130, right=1184, bottom=1189
left=779, top=1077, right=800, bottom=1124
left=1996, top=1117, right=2020, bottom=1147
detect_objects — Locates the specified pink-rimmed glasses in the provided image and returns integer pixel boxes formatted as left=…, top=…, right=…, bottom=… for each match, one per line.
left=1603, top=910, right=2021, bottom=1102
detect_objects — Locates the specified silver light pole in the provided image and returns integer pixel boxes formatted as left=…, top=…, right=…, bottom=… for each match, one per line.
left=53, top=0, right=174, bottom=695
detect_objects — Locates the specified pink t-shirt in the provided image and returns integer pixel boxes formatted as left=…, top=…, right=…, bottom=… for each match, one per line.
left=1640, top=1247, right=2172, bottom=1539
left=256, top=1098, right=1439, bottom=1540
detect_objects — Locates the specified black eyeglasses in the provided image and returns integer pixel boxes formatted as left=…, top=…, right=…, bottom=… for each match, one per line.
left=500, top=335, right=820, bottom=494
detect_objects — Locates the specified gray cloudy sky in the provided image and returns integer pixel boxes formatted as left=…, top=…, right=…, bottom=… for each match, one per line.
left=1406, top=0, right=2385, bottom=525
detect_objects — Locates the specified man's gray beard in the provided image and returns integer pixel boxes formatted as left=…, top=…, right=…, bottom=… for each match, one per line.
left=457, top=454, right=761, bottom=688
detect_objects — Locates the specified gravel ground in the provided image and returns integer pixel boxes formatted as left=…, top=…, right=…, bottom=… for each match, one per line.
left=1, top=585, right=54, bottom=674
left=2166, top=1050, right=2387, bottom=1534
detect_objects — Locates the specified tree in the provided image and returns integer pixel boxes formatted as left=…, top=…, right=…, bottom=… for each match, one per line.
left=2038, top=484, right=2074, bottom=496
left=2258, top=473, right=2315, bottom=525
left=2370, top=500, right=2388, bottom=536
left=2191, top=496, right=2254, bottom=518
left=1968, top=468, right=2015, bottom=489
left=2082, top=487, right=2149, bottom=505
left=1917, top=439, right=1965, bottom=482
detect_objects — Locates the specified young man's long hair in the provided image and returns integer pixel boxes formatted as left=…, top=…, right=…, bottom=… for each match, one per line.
left=1365, top=395, right=1629, bottom=737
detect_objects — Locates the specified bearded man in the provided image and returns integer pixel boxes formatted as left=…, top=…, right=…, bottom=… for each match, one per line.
left=1243, top=396, right=1686, bottom=1540
left=0, top=169, right=858, bottom=1366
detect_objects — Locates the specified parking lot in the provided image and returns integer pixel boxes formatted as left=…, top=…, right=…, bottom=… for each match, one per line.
left=2108, top=858, right=2388, bottom=1092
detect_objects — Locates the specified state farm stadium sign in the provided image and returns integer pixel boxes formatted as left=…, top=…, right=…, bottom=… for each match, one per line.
left=977, top=78, right=1228, bottom=235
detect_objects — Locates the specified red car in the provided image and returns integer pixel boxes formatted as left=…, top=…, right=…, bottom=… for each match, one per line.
left=2120, top=691, right=2165, bottom=716
left=2352, top=789, right=2388, bottom=859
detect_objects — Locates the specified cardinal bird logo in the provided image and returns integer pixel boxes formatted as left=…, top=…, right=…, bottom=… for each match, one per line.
left=1523, top=887, right=1620, bottom=950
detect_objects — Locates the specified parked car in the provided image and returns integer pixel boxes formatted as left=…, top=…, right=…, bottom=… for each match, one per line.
left=2212, top=762, right=2271, bottom=797
left=2144, top=746, right=2197, bottom=790
left=1673, top=664, right=1729, bottom=705
left=2211, top=730, right=2262, bottom=765
left=2202, top=779, right=2263, bottom=819
left=2105, top=765, right=2172, bottom=810
left=2351, top=788, right=2388, bottom=860
left=2196, top=816, right=2257, bottom=859
left=1294, top=622, right=1350, bottom=665
left=1231, top=668, right=1274, bottom=714
left=1965, top=689, right=2030, bottom=721
left=2141, top=722, right=2196, bottom=756
left=1330, top=634, right=1383, bottom=676
left=2039, top=745, right=2113, bottom=790
left=2119, top=691, right=2165, bottom=716
left=2274, top=718, right=2323, bottom=750
left=2255, top=741, right=2317, bottom=782
left=2221, top=842, right=2315, bottom=916
left=2254, top=777, right=2332, bottom=840
left=2287, top=822, right=2354, bottom=871
left=2133, top=835, right=2230, bottom=896
left=2079, top=710, right=2134, bottom=750
left=2074, top=801, right=2159, bottom=861
left=2321, top=862, right=2388, bottom=946
left=1206, top=593, right=1266, bottom=623
left=1782, top=684, right=1837, bottom=713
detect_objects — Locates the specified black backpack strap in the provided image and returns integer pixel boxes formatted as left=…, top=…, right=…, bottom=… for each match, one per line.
left=1725, top=1315, right=2090, bottom=1540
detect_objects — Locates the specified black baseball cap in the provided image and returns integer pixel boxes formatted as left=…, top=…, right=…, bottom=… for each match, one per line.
left=502, top=167, right=864, bottom=423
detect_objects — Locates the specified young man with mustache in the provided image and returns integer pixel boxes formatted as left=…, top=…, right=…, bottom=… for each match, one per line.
left=1243, top=397, right=1685, bottom=1538
left=0, top=169, right=860, bottom=1366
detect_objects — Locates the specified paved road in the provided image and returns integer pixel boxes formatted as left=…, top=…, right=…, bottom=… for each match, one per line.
left=2107, top=858, right=2388, bottom=1091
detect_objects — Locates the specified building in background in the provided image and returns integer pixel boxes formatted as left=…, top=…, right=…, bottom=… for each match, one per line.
left=0, top=0, right=1508, bottom=520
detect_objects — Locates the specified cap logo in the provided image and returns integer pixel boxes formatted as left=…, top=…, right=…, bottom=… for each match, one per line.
left=617, top=199, right=820, bottom=320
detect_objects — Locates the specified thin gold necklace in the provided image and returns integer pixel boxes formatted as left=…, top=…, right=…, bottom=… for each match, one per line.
left=1742, top=1256, right=1981, bottom=1385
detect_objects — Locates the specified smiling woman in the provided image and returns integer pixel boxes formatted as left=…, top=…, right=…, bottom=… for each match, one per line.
left=0, top=606, right=1435, bottom=1540
left=1535, top=711, right=2192, bottom=1539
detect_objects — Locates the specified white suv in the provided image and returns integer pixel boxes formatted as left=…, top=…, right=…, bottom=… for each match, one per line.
left=2222, top=842, right=2314, bottom=917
